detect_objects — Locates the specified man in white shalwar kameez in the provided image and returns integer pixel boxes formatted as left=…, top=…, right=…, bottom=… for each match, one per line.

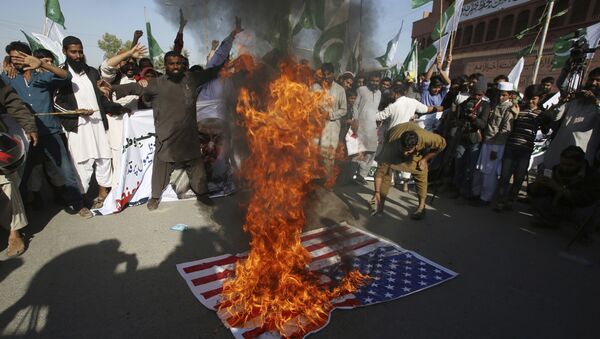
left=55, top=36, right=112, bottom=208
left=312, top=63, right=347, bottom=181
left=352, top=72, right=381, bottom=182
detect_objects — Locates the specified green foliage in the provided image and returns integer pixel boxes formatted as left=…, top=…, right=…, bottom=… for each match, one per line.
left=97, top=34, right=136, bottom=59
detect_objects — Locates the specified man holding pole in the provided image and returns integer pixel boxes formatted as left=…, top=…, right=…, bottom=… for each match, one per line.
left=2, top=41, right=92, bottom=218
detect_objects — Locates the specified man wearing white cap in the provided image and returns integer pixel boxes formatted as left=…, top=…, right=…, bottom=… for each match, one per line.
left=473, top=81, right=518, bottom=205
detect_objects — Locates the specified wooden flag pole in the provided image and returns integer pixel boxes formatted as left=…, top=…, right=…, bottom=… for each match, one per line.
left=532, top=0, right=555, bottom=85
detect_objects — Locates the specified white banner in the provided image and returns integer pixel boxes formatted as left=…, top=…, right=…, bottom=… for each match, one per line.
left=92, top=110, right=190, bottom=216
left=460, top=0, right=530, bottom=22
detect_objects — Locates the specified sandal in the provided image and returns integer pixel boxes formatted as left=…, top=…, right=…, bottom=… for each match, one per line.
left=410, top=208, right=426, bottom=220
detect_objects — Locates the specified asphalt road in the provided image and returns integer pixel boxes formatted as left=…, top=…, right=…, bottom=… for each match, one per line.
left=1, top=182, right=598, bottom=339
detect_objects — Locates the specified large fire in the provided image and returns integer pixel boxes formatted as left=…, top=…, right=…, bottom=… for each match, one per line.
left=216, top=62, right=370, bottom=337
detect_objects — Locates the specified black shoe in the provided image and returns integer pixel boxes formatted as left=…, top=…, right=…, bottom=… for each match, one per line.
left=410, top=208, right=426, bottom=220
left=147, top=198, right=159, bottom=211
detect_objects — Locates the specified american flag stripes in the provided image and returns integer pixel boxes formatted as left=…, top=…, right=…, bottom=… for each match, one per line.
left=177, top=223, right=458, bottom=338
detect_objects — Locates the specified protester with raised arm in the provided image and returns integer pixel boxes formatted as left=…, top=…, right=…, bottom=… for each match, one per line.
left=417, top=54, right=451, bottom=131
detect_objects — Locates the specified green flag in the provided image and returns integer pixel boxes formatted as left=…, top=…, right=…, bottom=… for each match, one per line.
left=312, top=0, right=349, bottom=72
left=552, top=22, right=600, bottom=69
left=400, top=39, right=419, bottom=77
left=45, top=0, right=66, bottom=29
left=517, top=44, right=535, bottom=58
left=431, top=2, right=455, bottom=40
left=375, top=24, right=402, bottom=68
left=411, top=0, right=433, bottom=9
left=292, top=0, right=325, bottom=35
left=146, top=20, right=164, bottom=62
left=345, top=33, right=361, bottom=74
left=20, top=30, right=45, bottom=54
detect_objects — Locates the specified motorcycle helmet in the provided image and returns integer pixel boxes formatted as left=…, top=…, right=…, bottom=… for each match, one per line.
left=0, top=132, right=25, bottom=175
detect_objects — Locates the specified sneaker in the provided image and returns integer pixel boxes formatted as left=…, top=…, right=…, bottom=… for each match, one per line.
left=147, top=198, right=159, bottom=211
left=78, top=207, right=94, bottom=219
left=6, top=237, right=25, bottom=257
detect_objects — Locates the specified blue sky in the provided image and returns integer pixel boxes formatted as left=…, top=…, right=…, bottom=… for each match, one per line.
left=0, top=0, right=431, bottom=69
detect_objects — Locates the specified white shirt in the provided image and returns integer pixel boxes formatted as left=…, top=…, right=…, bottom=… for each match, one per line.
left=376, top=96, right=428, bottom=128
left=67, top=65, right=111, bottom=162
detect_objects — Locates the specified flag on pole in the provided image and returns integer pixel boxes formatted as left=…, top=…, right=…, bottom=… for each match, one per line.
left=551, top=22, right=600, bottom=70
left=345, top=33, right=361, bottom=75
left=44, top=0, right=66, bottom=29
left=312, top=0, right=349, bottom=72
left=508, top=57, right=525, bottom=91
left=31, top=32, right=65, bottom=65
left=292, top=0, right=326, bottom=35
left=432, top=0, right=464, bottom=40
left=411, top=0, right=433, bottom=9
left=418, top=34, right=450, bottom=74
left=145, top=14, right=164, bottom=62
left=401, top=39, right=419, bottom=78
left=375, top=23, right=403, bottom=68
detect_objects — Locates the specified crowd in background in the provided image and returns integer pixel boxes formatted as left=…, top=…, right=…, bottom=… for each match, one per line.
left=1, top=12, right=600, bottom=258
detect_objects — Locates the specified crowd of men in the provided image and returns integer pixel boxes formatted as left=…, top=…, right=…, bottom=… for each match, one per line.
left=1, top=14, right=599, bottom=258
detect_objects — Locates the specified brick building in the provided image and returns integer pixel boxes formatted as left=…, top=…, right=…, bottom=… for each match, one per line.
left=412, top=0, right=600, bottom=90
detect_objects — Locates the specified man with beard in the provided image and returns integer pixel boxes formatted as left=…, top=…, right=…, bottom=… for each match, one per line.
left=2, top=41, right=93, bottom=218
left=312, top=62, right=347, bottom=182
left=543, top=68, right=600, bottom=169
left=351, top=72, right=381, bottom=183
left=539, top=76, right=556, bottom=105
left=142, top=50, right=223, bottom=210
left=100, top=43, right=147, bottom=186
left=54, top=36, right=112, bottom=210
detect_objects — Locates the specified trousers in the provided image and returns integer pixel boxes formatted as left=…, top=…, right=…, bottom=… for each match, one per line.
left=151, top=156, right=207, bottom=199
left=0, top=172, right=27, bottom=231
left=375, top=157, right=428, bottom=201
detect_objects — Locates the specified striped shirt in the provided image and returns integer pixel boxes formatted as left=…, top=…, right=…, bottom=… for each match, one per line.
left=506, top=109, right=541, bottom=153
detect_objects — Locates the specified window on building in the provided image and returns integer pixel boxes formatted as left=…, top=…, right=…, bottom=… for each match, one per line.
left=486, top=18, right=499, bottom=41
left=499, top=15, right=514, bottom=39
left=455, top=28, right=462, bottom=48
left=473, top=22, right=485, bottom=44
left=551, top=0, right=569, bottom=27
left=570, top=0, right=589, bottom=23
left=515, top=10, right=530, bottom=35
left=462, top=25, right=473, bottom=46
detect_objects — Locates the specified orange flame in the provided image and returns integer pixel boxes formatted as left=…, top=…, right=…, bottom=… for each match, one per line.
left=217, top=62, right=370, bottom=337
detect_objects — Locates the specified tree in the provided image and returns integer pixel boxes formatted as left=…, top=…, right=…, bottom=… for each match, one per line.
left=97, top=33, right=123, bottom=59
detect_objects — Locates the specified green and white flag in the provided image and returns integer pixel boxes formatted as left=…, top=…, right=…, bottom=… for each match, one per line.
left=45, top=0, right=66, bottom=29
left=552, top=22, right=600, bottom=70
left=431, top=0, right=464, bottom=40
left=145, top=17, right=164, bottom=62
left=400, top=39, right=419, bottom=78
left=312, top=0, right=349, bottom=72
left=419, top=33, right=450, bottom=74
left=375, top=22, right=403, bottom=68
left=345, top=33, right=361, bottom=75
left=292, top=0, right=325, bottom=35
left=20, top=31, right=45, bottom=55
left=412, top=0, right=433, bottom=9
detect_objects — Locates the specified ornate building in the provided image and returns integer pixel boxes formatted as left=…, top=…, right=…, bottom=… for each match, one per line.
left=412, top=0, right=600, bottom=89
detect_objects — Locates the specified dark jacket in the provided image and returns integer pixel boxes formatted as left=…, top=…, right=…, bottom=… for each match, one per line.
left=448, top=97, right=490, bottom=145
left=54, top=64, right=108, bottom=132
left=0, top=78, right=37, bottom=134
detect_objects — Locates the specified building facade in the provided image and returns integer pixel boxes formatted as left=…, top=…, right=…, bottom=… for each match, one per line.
left=412, top=0, right=600, bottom=90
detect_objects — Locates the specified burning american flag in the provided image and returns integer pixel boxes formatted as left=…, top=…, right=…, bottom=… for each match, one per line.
left=177, top=223, right=458, bottom=338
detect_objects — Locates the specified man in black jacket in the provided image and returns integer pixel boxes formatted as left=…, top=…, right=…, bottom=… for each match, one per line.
left=54, top=36, right=115, bottom=210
